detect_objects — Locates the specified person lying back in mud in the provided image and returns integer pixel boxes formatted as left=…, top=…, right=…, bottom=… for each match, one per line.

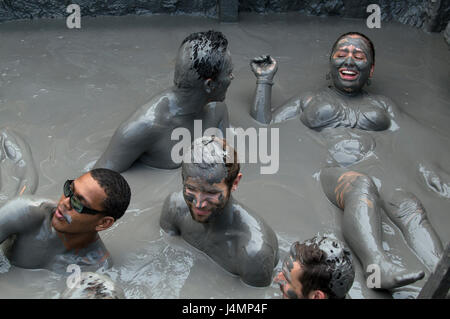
left=160, top=136, right=279, bottom=287
left=0, top=168, right=130, bottom=274
left=274, top=234, right=355, bottom=299
left=250, top=32, right=395, bottom=130
left=250, top=32, right=444, bottom=291
left=94, top=30, right=233, bottom=172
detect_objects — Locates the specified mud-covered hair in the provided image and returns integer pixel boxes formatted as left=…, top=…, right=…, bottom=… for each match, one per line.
left=174, top=30, right=229, bottom=88
left=181, top=136, right=240, bottom=188
left=292, top=235, right=354, bottom=299
left=330, top=32, right=375, bottom=66
left=90, top=168, right=131, bottom=221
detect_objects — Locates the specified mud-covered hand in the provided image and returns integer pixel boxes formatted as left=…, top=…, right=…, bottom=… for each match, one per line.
left=250, top=55, right=278, bottom=82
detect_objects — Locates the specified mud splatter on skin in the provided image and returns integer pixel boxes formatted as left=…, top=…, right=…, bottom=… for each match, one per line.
left=61, top=272, right=124, bottom=299
left=1, top=13, right=449, bottom=299
left=62, top=213, right=72, bottom=224
left=182, top=177, right=229, bottom=223
left=281, top=255, right=294, bottom=283
left=330, top=35, right=374, bottom=94
left=182, top=31, right=228, bottom=82
left=303, top=235, right=355, bottom=299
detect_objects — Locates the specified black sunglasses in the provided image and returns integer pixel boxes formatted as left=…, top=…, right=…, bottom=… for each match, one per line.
left=63, top=180, right=104, bottom=215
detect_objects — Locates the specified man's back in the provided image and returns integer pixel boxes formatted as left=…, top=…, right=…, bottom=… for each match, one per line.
left=94, top=88, right=229, bottom=171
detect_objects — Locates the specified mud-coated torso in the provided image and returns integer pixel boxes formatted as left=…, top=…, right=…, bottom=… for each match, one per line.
left=300, top=87, right=391, bottom=131
left=162, top=191, right=279, bottom=285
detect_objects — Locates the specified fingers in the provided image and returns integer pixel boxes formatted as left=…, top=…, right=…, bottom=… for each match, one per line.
left=251, top=55, right=274, bottom=65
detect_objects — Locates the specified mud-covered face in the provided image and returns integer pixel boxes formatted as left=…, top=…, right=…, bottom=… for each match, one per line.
left=183, top=176, right=230, bottom=223
left=208, top=51, right=234, bottom=102
left=330, top=35, right=374, bottom=93
left=274, top=254, right=305, bottom=299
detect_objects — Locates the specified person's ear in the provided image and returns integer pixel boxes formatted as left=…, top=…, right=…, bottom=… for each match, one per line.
left=95, top=216, right=115, bottom=232
left=309, top=290, right=327, bottom=299
left=204, top=78, right=214, bottom=94
left=369, top=64, right=374, bottom=78
left=231, top=173, right=242, bottom=192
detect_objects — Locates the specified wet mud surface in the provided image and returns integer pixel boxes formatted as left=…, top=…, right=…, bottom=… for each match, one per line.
left=0, top=13, right=449, bottom=299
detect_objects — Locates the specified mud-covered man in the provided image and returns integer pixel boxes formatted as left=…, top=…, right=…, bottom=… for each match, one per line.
left=160, top=136, right=279, bottom=287
left=275, top=235, right=355, bottom=299
left=94, top=30, right=233, bottom=172
left=0, top=168, right=131, bottom=273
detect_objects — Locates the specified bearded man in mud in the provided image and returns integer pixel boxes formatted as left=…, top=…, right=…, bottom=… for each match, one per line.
left=160, top=136, right=279, bottom=287
left=0, top=168, right=130, bottom=273
left=94, top=30, right=233, bottom=172
left=248, top=32, right=446, bottom=291
left=274, top=235, right=355, bottom=299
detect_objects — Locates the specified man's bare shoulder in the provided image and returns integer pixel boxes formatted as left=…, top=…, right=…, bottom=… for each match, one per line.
left=163, top=191, right=189, bottom=216
left=126, top=89, right=179, bottom=127
left=232, top=202, right=279, bottom=287
left=160, top=191, right=189, bottom=235
left=0, top=196, right=56, bottom=238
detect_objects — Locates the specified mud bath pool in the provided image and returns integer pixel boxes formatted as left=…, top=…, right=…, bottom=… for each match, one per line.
left=0, top=13, right=449, bottom=299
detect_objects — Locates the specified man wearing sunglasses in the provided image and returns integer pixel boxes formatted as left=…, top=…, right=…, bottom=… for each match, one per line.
left=0, top=168, right=130, bottom=274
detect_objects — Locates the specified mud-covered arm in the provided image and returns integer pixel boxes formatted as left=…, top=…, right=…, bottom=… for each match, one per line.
left=94, top=116, right=158, bottom=173
left=204, top=101, right=230, bottom=137
left=250, top=55, right=278, bottom=124
left=0, top=197, right=51, bottom=244
left=0, top=128, right=39, bottom=207
left=160, top=192, right=182, bottom=236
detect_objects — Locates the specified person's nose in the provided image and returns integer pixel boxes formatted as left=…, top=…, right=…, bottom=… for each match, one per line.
left=230, top=73, right=234, bottom=80
left=343, top=56, right=355, bottom=67
left=194, top=194, right=208, bottom=209
left=61, top=195, right=71, bottom=210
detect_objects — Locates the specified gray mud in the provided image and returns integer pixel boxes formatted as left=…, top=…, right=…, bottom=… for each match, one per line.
left=0, top=13, right=449, bottom=299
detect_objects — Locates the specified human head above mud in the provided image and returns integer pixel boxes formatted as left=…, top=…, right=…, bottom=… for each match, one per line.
left=61, top=272, right=125, bottom=299
left=329, top=32, right=375, bottom=94
left=275, top=234, right=355, bottom=299
left=174, top=30, right=234, bottom=101
left=52, top=168, right=131, bottom=233
left=181, top=136, right=241, bottom=223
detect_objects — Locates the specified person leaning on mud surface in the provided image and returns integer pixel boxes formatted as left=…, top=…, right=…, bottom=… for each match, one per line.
left=160, top=136, right=279, bottom=287
left=0, top=168, right=130, bottom=274
left=94, top=30, right=233, bottom=172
